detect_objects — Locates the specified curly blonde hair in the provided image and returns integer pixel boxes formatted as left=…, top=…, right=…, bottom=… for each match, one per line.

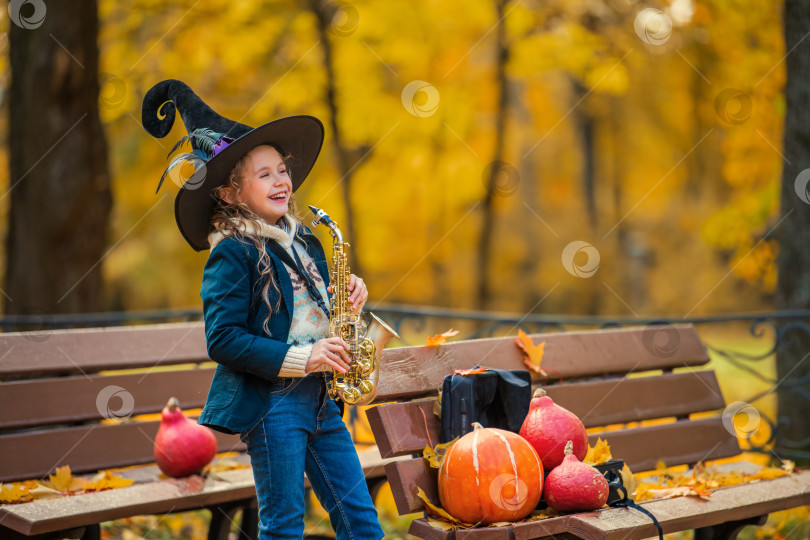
left=209, top=144, right=309, bottom=336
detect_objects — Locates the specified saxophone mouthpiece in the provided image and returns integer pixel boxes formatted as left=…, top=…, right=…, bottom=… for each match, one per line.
left=308, top=205, right=332, bottom=226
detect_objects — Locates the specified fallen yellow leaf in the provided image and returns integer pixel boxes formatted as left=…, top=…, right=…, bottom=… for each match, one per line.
left=426, top=329, right=460, bottom=347
left=433, top=390, right=442, bottom=419
left=423, top=437, right=458, bottom=469
left=0, top=483, right=31, bottom=504
left=584, top=437, right=612, bottom=466
left=415, top=486, right=472, bottom=526
left=84, top=470, right=135, bottom=492
left=515, top=330, right=547, bottom=376
left=46, top=465, right=86, bottom=493
left=426, top=517, right=454, bottom=531
left=632, top=460, right=796, bottom=502
left=620, top=464, right=637, bottom=499
left=648, top=486, right=711, bottom=500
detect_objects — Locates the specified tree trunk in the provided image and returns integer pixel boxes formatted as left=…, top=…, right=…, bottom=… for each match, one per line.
left=5, top=0, right=111, bottom=318
left=476, top=0, right=510, bottom=310
left=308, top=0, right=367, bottom=277
left=573, top=80, right=597, bottom=231
left=775, top=0, right=810, bottom=462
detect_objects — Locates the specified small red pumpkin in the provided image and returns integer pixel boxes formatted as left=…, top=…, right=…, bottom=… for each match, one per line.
left=438, top=422, right=543, bottom=524
left=519, top=388, right=588, bottom=470
left=154, top=397, right=217, bottom=478
left=544, top=440, right=609, bottom=512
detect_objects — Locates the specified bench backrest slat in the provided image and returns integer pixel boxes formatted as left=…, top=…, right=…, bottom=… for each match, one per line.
left=384, top=417, right=740, bottom=516
left=373, top=324, right=709, bottom=403
left=367, top=372, right=727, bottom=459
left=0, top=420, right=244, bottom=482
left=0, top=323, right=207, bottom=379
left=0, top=369, right=215, bottom=430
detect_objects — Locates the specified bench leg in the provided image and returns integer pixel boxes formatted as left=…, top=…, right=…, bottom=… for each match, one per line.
left=208, top=500, right=259, bottom=540
left=239, top=499, right=259, bottom=540
left=367, top=477, right=387, bottom=503
left=80, top=524, right=100, bottom=540
left=694, top=514, right=768, bottom=540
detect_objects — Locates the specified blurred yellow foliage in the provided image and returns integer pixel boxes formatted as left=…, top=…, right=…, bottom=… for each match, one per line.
left=2, top=0, right=773, bottom=319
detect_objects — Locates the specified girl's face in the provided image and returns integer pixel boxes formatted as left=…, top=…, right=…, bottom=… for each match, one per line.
left=231, top=145, right=293, bottom=225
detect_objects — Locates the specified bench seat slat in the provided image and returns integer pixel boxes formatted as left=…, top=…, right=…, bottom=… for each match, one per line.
left=0, top=323, right=207, bottom=379
left=0, top=369, right=215, bottom=431
left=407, top=518, right=452, bottom=540
left=0, top=420, right=244, bottom=483
left=406, top=472, right=810, bottom=540
left=374, top=325, right=709, bottom=403
left=566, top=471, right=810, bottom=540
left=382, top=418, right=740, bottom=515
left=0, top=448, right=391, bottom=536
left=367, top=372, right=727, bottom=459
left=455, top=525, right=514, bottom=538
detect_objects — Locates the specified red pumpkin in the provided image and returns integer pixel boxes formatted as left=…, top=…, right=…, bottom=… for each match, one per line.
left=154, top=397, right=217, bottom=478
left=519, top=388, right=587, bottom=470
left=544, top=440, right=609, bottom=512
left=438, top=422, right=543, bottom=524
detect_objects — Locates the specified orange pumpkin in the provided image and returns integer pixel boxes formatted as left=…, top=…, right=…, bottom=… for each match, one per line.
left=438, top=423, right=543, bottom=524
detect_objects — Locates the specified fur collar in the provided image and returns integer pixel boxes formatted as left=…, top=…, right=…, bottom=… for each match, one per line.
left=208, top=214, right=298, bottom=251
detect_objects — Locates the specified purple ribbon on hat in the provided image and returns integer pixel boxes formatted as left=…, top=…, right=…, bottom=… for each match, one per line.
left=211, top=136, right=234, bottom=157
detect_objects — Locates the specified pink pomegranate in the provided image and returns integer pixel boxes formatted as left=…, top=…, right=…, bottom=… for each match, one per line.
left=154, top=397, right=217, bottom=478
left=544, top=441, right=609, bottom=512
left=519, top=388, right=588, bottom=470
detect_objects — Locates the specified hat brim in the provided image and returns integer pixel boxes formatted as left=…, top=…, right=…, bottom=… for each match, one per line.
left=174, top=115, right=325, bottom=251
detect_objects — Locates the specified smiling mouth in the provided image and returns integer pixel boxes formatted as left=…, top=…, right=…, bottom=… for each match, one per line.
left=269, top=193, right=288, bottom=202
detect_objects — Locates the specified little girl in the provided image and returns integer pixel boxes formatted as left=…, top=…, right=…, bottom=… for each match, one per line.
left=142, top=79, right=385, bottom=539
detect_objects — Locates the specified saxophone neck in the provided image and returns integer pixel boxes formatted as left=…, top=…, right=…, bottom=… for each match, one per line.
left=309, top=205, right=343, bottom=244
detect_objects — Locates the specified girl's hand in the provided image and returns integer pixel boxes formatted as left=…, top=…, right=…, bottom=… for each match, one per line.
left=307, top=337, right=351, bottom=374
left=326, top=274, right=368, bottom=313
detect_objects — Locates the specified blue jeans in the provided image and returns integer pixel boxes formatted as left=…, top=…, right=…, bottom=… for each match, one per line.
left=239, top=373, right=385, bottom=540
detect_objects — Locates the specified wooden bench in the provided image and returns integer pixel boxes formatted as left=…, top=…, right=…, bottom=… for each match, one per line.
left=0, top=322, right=393, bottom=540
left=366, top=324, right=810, bottom=539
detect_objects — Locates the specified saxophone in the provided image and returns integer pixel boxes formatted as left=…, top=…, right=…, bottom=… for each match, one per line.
left=309, top=205, right=399, bottom=405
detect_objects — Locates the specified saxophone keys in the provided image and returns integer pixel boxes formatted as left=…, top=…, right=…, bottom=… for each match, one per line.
left=341, top=386, right=363, bottom=405
left=358, top=379, right=375, bottom=395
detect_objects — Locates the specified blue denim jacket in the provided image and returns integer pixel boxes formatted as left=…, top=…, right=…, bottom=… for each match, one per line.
left=197, top=225, right=331, bottom=434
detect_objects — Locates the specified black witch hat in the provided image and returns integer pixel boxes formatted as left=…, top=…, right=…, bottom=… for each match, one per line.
left=141, top=79, right=325, bottom=251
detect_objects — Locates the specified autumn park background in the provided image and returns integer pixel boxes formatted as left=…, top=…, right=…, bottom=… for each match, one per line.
left=1, top=0, right=810, bottom=538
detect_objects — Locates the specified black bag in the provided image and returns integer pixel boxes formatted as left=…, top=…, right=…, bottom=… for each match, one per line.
left=439, top=367, right=532, bottom=444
